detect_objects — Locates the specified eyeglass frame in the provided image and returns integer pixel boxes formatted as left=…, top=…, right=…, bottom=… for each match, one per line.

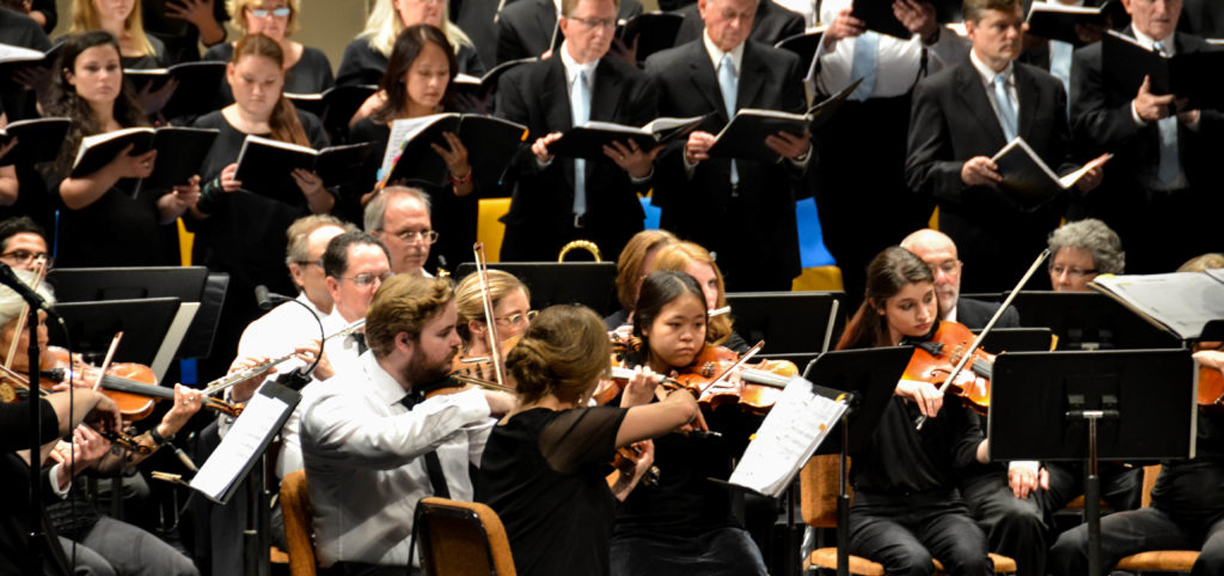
left=1048, top=264, right=1098, bottom=279
left=380, top=227, right=440, bottom=245
left=337, top=271, right=395, bottom=287
left=247, top=6, right=292, bottom=18
left=0, top=250, right=52, bottom=269
left=487, top=309, right=538, bottom=327
left=566, top=15, right=617, bottom=29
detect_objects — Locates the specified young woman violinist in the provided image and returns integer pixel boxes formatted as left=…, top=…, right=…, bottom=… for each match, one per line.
left=477, top=304, right=697, bottom=576
left=648, top=241, right=748, bottom=353
left=610, top=269, right=767, bottom=576
left=453, top=269, right=532, bottom=378
left=835, top=246, right=994, bottom=576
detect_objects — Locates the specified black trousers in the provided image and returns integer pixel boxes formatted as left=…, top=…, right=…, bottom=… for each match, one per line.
left=1038, top=461, right=1143, bottom=532
left=610, top=527, right=767, bottom=576
left=960, top=472, right=1047, bottom=576
left=848, top=491, right=993, bottom=576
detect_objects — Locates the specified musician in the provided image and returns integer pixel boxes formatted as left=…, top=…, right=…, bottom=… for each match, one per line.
left=336, top=0, right=484, bottom=88
left=1069, top=0, right=1224, bottom=274
left=899, top=229, right=1020, bottom=328
left=495, top=0, right=658, bottom=262
left=648, top=241, right=748, bottom=353
left=605, top=229, right=677, bottom=331
left=44, top=31, right=199, bottom=269
left=0, top=217, right=50, bottom=273
left=611, top=269, right=766, bottom=576
left=671, top=0, right=805, bottom=47
left=495, top=0, right=642, bottom=64
left=1046, top=218, right=1124, bottom=292
left=835, top=246, right=994, bottom=576
left=645, top=0, right=809, bottom=292
left=299, top=274, right=514, bottom=574
left=454, top=269, right=533, bottom=364
left=1048, top=349, right=1224, bottom=576
left=477, top=304, right=698, bottom=576
left=810, top=0, right=967, bottom=304
left=365, top=186, right=438, bottom=277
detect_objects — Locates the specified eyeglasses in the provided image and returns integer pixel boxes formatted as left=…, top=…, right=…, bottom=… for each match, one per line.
left=0, top=250, right=52, bottom=269
left=384, top=228, right=439, bottom=245
left=1049, top=264, right=1098, bottom=279
left=568, top=16, right=617, bottom=29
left=493, top=310, right=538, bottom=327
left=248, top=6, right=291, bottom=18
left=340, top=271, right=394, bottom=287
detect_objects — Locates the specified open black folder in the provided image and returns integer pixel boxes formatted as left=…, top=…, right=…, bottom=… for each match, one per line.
left=0, top=117, right=71, bottom=167
left=0, top=42, right=60, bottom=89
left=1025, top=1, right=1106, bottom=46
left=235, top=136, right=373, bottom=205
left=453, top=58, right=537, bottom=99
left=706, top=78, right=859, bottom=162
left=775, top=27, right=827, bottom=70
left=380, top=113, right=527, bottom=188
left=286, top=84, right=378, bottom=132
left=70, top=126, right=220, bottom=197
left=547, top=115, right=707, bottom=160
left=124, top=61, right=227, bottom=119
left=1103, top=30, right=1224, bottom=110
left=990, top=137, right=1111, bottom=210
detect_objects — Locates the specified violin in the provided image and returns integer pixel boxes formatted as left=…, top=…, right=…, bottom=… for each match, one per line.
left=45, top=346, right=163, bottom=422
left=1201, top=365, right=1224, bottom=411
left=451, top=334, right=522, bottom=384
left=903, top=321, right=995, bottom=415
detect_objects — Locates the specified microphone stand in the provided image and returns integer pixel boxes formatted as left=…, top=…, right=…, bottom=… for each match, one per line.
left=25, top=301, right=47, bottom=575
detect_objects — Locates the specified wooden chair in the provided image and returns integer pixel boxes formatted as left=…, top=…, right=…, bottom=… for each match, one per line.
left=280, top=469, right=318, bottom=576
left=1111, top=464, right=1200, bottom=573
left=799, top=454, right=1018, bottom=575
left=413, top=497, right=516, bottom=576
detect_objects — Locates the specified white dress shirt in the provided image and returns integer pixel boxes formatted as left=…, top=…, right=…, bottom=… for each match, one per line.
left=809, top=0, right=969, bottom=98
left=300, top=352, right=494, bottom=568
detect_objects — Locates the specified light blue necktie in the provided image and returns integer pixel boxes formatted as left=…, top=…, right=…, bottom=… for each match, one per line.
left=718, top=53, right=739, bottom=186
left=571, top=68, right=589, bottom=216
left=848, top=32, right=878, bottom=101
left=1153, top=41, right=1180, bottom=188
left=1050, top=39, right=1073, bottom=114
left=993, top=73, right=1018, bottom=141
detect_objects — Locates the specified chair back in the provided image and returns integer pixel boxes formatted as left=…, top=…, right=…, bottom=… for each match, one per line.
left=414, top=497, right=517, bottom=576
left=280, top=469, right=317, bottom=576
left=800, top=453, right=844, bottom=528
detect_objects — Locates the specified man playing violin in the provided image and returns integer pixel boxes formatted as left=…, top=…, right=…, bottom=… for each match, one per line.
left=299, top=274, right=514, bottom=575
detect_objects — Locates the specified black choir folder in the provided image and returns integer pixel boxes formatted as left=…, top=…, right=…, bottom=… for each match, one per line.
left=1103, top=30, right=1224, bottom=110
left=0, top=41, right=60, bottom=88
left=775, top=27, right=827, bottom=69
left=617, top=12, right=685, bottom=63
left=380, top=113, right=528, bottom=188
left=547, top=116, right=708, bottom=160
left=235, top=136, right=373, bottom=205
left=1025, top=1, right=1107, bottom=46
left=286, top=84, right=377, bottom=132
left=124, top=61, right=227, bottom=118
left=0, top=117, right=71, bottom=167
left=707, top=78, right=859, bottom=162
left=990, top=137, right=1110, bottom=210
left=453, top=58, right=537, bottom=99
left=851, top=0, right=960, bottom=39
left=71, top=126, right=220, bottom=197
left=1089, top=269, right=1224, bottom=341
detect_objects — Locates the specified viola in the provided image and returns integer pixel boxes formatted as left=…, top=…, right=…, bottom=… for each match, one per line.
left=611, top=442, right=659, bottom=486
left=451, top=334, right=523, bottom=385
left=1200, top=365, right=1224, bottom=411
left=98, top=372, right=243, bottom=418
left=903, top=320, right=996, bottom=415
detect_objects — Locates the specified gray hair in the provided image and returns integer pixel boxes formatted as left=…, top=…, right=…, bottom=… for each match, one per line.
left=1047, top=219, right=1125, bottom=275
left=0, top=269, right=55, bottom=328
left=363, top=186, right=433, bottom=234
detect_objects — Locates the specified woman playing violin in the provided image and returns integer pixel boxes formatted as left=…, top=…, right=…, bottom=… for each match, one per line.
left=648, top=241, right=748, bottom=353
left=835, top=246, right=994, bottom=576
left=477, top=304, right=697, bottom=576
left=609, top=269, right=767, bottom=576
left=454, top=269, right=532, bottom=369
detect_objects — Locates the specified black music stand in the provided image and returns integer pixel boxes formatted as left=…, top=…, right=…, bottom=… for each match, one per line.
left=803, top=346, right=913, bottom=576
left=50, top=297, right=181, bottom=365
left=725, top=291, right=843, bottom=354
left=989, top=349, right=1195, bottom=576
left=1011, top=291, right=1180, bottom=350
left=453, top=261, right=619, bottom=315
left=971, top=327, right=1055, bottom=352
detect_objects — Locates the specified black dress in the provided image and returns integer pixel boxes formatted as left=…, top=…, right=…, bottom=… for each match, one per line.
left=349, top=116, right=478, bottom=270
left=334, top=36, right=485, bottom=87
left=203, top=42, right=335, bottom=105
left=478, top=406, right=627, bottom=576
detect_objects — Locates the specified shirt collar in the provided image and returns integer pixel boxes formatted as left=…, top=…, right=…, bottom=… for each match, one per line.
left=1132, top=27, right=1176, bottom=55
left=296, top=291, right=330, bottom=319
left=559, top=41, right=599, bottom=86
left=363, top=352, right=410, bottom=408
left=969, top=48, right=1014, bottom=87
left=703, top=30, right=745, bottom=76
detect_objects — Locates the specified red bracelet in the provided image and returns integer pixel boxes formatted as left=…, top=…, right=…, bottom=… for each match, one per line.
left=449, top=170, right=472, bottom=185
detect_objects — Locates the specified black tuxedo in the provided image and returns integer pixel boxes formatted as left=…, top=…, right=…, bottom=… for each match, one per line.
left=670, top=0, right=805, bottom=48
left=956, top=297, right=1020, bottom=330
left=645, top=39, right=806, bottom=291
left=907, top=59, right=1076, bottom=292
left=494, top=54, right=657, bottom=261
left=495, top=0, right=642, bottom=63
left=1069, top=28, right=1224, bottom=272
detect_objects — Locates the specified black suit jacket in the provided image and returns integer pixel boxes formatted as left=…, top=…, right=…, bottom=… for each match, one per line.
left=495, top=0, right=643, bottom=63
left=906, top=59, right=1076, bottom=292
left=644, top=39, right=806, bottom=288
left=494, top=54, right=657, bottom=260
left=671, top=0, right=805, bottom=48
left=956, top=297, right=1020, bottom=331
left=1179, top=0, right=1224, bottom=38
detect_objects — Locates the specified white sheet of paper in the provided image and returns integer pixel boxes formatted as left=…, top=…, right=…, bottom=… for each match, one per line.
left=190, top=390, right=291, bottom=501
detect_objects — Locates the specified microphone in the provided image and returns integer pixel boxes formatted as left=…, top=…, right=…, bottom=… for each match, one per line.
left=254, top=285, right=294, bottom=311
left=254, top=285, right=325, bottom=387
left=0, top=264, right=51, bottom=310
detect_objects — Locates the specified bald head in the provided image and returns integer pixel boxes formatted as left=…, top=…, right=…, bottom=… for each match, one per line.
left=900, top=229, right=961, bottom=319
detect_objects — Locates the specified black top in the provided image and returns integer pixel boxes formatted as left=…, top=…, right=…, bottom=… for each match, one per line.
left=121, top=34, right=170, bottom=70
left=0, top=399, right=59, bottom=452
left=186, top=108, right=329, bottom=294
left=30, top=0, right=55, bottom=32
left=0, top=7, right=52, bottom=51
left=479, top=406, right=626, bottom=576
left=348, top=116, right=478, bottom=270
left=0, top=399, right=64, bottom=576
left=203, top=42, right=336, bottom=105
left=335, top=36, right=486, bottom=87
left=142, top=0, right=230, bottom=64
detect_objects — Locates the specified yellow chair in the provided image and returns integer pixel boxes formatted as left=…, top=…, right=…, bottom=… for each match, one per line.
left=799, top=454, right=1017, bottom=575
left=280, top=469, right=317, bottom=576
left=413, top=497, right=517, bottom=576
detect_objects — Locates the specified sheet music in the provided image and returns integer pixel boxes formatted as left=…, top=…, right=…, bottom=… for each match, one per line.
left=190, top=388, right=293, bottom=502
left=728, top=377, right=847, bottom=497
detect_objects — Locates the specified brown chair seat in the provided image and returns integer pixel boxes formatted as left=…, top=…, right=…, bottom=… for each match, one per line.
left=1114, top=550, right=1200, bottom=571
left=806, top=548, right=1017, bottom=575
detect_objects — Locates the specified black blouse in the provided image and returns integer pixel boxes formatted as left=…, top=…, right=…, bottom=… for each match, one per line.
left=203, top=42, right=336, bottom=105
left=335, top=36, right=486, bottom=87
left=479, top=406, right=627, bottom=576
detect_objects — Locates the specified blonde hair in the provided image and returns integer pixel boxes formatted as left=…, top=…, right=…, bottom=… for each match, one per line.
left=365, top=275, right=455, bottom=358
left=650, top=242, right=733, bottom=347
left=506, top=305, right=610, bottom=405
left=454, top=269, right=530, bottom=343
left=359, top=0, right=472, bottom=58
left=69, top=0, right=156, bottom=57
left=615, top=229, right=677, bottom=312
left=227, top=0, right=302, bottom=36
left=1178, top=253, right=1224, bottom=273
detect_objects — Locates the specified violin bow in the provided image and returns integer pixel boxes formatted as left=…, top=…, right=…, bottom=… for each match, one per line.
left=697, top=340, right=765, bottom=397
left=4, top=258, right=47, bottom=370
left=472, top=242, right=507, bottom=390
left=914, top=249, right=1051, bottom=430
left=92, top=332, right=123, bottom=391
